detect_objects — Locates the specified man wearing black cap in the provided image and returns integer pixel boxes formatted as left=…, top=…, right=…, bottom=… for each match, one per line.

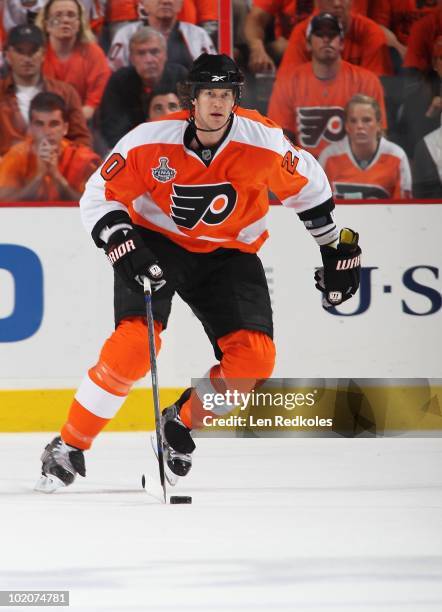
left=37, top=53, right=361, bottom=493
left=0, top=24, right=90, bottom=156
left=269, top=12, right=387, bottom=158
left=279, top=0, right=392, bottom=77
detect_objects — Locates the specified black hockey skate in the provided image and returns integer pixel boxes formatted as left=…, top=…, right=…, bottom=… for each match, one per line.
left=35, top=436, right=86, bottom=493
left=161, top=388, right=195, bottom=477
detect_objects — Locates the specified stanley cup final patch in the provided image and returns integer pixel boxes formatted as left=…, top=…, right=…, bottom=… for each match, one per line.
left=152, top=157, right=177, bottom=183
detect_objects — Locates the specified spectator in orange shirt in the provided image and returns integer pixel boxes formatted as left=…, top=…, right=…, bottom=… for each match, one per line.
left=245, top=0, right=315, bottom=73
left=404, top=0, right=442, bottom=74
left=268, top=13, right=387, bottom=158
left=278, top=0, right=392, bottom=76
left=0, top=24, right=91, bottom=156
left=245, top=0, right=367, bottom=73
left=36, top=0, right=111, bottom=121
left=0, top=91, right=100, bottom=201
left=369, top=0, right=438, bottom=72
left=319, top=94, right=411, bottom=199
left=370, top=0, right=438, bottom=57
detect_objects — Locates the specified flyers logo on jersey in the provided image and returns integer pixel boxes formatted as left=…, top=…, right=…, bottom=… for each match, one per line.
left=152, top=157, right=177, bottom=183
left=170, top=183, right=237, bottom=230
left=297, top=107, right=345, bottom=147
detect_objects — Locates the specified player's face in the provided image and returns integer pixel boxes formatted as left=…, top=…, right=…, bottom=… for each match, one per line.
left=316, top=0, right=351, bottom=26
left=309, top=30, right=343, bottom=63
left=345, top=103, right=381, bottom=146
left=130, top=39, right=167, bottom=82
left=30, top=109, right=68, bottom=146
left=6, top=43, right=44, bottom=78
left=142, top=0, right=183, bottom=20
left=193, top=88, right=236, bottom=131
left=46, top=0, right=80, bottom=41
left=148, top=93, right=180, bottom=119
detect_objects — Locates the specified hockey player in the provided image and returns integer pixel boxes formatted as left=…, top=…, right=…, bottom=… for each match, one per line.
left=37, top=53, right=361, bottom=492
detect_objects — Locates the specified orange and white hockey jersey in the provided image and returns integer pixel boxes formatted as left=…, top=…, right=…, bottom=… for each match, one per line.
left=80, top=108, right=332, bottom=254
left=318, top=136, right=411, bottom=199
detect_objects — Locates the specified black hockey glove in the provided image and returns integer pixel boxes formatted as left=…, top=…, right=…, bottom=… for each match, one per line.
left=105, top=227, right=165, bottom=294
left=315, top=228, right=361, bottom=308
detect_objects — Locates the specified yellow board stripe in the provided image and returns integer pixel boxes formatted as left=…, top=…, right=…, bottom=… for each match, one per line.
left=0, top=388, right=183, bottom=432
left=0, top=385, right=441, bottom=432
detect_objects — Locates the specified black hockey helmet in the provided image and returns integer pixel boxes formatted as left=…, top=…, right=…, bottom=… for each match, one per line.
left=179, top=53, right=244, bottom=107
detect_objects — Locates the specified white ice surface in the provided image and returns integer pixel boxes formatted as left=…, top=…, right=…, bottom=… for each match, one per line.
left=1, top=434, right=442, bottom=611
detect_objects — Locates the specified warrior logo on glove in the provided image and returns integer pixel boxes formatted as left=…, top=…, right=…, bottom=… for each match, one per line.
left=336, top=254, right=361, bottom=270
left=107, top=239, right=136, bottom=264
left=315, top=228, right=361, bottom=308
left=105, top=227, right=166, bottom=294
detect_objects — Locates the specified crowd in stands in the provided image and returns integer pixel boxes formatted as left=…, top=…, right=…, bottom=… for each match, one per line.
left=0, top=0, right=440, bottom=201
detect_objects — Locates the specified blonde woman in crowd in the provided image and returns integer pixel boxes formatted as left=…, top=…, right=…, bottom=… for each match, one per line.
left=319, top=94, right=411, bottom=199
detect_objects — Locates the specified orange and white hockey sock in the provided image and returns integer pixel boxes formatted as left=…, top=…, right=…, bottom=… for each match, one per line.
left=179, top=329, right=275, bottom=429
left=61, top=317, right=162, bottom=450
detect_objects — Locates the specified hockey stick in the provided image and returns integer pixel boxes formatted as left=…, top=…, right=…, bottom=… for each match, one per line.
left=143, top=276, right=167, bottom=504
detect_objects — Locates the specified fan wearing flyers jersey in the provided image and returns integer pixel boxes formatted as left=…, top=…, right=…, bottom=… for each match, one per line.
left=268, top=13, right=387, bottom=159
left=36, top=53, right=361, bottom=493
left=319, top=94, right=411, bottom=199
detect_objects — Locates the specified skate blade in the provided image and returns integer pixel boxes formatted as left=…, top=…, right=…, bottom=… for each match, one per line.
left=34, top=474, right=66, bottom=493
left=150, top=435, right=179, bottom=486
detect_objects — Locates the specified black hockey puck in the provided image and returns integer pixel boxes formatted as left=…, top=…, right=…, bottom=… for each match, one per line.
left=141, top=474, right=146, bottom=489
left=170, top=495, right=192, bottom=504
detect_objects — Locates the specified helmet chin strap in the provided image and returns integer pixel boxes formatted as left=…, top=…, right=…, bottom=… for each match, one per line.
left=191, top=113, right=233, bottom=133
